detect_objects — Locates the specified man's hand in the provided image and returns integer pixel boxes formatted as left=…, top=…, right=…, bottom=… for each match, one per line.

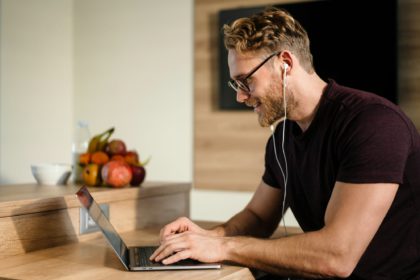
left=150, top=217, right=225, bottom=264
left=149, top=231, right=226, bottom=264
left=156, top=217, right=215, bottom=242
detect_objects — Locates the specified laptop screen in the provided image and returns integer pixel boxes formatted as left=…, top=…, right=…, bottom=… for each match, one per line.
left=76, top=186, right=129, bottom=268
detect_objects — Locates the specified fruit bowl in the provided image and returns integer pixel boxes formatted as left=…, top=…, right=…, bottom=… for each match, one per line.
left=78, top=127, right=148, bottom=188
left=31, top=163, right=72, bottom=185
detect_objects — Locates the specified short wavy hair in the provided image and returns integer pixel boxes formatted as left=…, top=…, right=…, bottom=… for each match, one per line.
left=223, top=7, right=314, bottom=73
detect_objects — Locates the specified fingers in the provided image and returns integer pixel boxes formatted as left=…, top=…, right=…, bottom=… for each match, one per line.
left=151, top=218, right=212, bottom=264
left=150, top=232, right=225, bottom=265
left=150, top=235, right=188, bottom=262
left=162, top=249, right=191, bottom=265
left=159, top=217, right=192, bottom=241
left=149, top=246, right=161, bottom=261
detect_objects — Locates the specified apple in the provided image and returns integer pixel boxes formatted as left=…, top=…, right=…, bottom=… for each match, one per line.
left=106, top=139, right=127, bottom=156
left=101, top=160, right=132, bottom=188
left=130, top=165, right=146, bottom=186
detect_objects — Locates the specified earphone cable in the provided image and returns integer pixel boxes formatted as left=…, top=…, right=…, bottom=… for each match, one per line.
left=270, top=64, right=289, bottom=237
left=280, top=65, right=288, bottom=237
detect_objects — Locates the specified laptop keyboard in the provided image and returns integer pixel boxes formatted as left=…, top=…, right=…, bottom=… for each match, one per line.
left=132, top=246, right=202, bottom=267
left=133, top=246, right=159, bottom=267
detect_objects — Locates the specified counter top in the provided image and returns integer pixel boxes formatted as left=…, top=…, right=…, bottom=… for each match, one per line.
left=0, top=181, right=192, bottom=259
left=0, top=227, right=255, bottom=280
left=0, top=182, right=302, bottom=279
left=0, top=182, right=191, bottom=218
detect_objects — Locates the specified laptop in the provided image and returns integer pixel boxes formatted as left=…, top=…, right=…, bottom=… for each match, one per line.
left=76, top=186, right=221, bottom=271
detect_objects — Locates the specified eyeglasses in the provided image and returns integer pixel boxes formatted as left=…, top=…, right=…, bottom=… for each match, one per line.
left=228, top=51, right=280, bottom=93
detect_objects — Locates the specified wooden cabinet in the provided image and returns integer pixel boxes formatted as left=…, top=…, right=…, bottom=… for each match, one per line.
left=0, top=182, right=256, bottom=279
left=0, top=182, right=190, bottom=258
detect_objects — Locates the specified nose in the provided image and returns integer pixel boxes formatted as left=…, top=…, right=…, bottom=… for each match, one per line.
left=236, top=89, right=250, bottom=103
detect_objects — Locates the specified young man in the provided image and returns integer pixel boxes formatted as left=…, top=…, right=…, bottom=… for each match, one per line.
left=150, top=8, right=420, bottom=279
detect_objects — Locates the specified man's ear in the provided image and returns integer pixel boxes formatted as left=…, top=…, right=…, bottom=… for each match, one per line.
left=278, top=50, right=293, bottom=73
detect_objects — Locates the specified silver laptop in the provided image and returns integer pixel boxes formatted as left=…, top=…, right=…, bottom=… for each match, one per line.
left=76, top=186, right=221, bottom=271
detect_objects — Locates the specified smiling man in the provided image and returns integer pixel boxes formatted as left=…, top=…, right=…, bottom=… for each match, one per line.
left=150, top=8, right=420, bottom=279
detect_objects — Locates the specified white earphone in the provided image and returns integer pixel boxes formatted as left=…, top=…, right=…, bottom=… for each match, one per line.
left=269, top=60, right=290, bottom=237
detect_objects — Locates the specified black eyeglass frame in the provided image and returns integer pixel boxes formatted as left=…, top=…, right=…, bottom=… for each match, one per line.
left=228, top=51, right=281, bottom=93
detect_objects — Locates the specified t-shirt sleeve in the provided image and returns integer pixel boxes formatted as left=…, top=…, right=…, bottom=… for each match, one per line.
left=336, top=104, right=412, bottom=184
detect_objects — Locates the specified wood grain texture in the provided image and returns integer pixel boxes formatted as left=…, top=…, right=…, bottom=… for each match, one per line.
left=194, top=0, right=420, bottom=191
left=110, top=192, right=190, bottom=232
left=0, top=208, right=79, bottom=257
left=0, top=182, right=190, bottom=218
left=0, top=182, right=191, bottom=259
left=0, top=221, right=300, bottom=279
left=0, top=227, right=255, bottom=280
left=194, top=0, right=288, bottom=192
left=398, top=0, right=420, bottom=127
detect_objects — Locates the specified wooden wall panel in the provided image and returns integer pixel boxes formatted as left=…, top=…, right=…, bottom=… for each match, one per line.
left=194, top=0, right=420, bottom=191
left=194, top=0, right=292, bottom=192
left=398, top=0, right=420, bottom=124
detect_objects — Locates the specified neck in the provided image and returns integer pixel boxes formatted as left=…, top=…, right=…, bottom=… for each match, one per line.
left=289, top=72, right=327, bottom=132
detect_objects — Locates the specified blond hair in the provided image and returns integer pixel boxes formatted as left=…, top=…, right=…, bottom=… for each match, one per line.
left=223, top=7, right=314, bottom=73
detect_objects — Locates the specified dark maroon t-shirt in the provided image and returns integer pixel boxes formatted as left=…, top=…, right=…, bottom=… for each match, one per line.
left=263, top=80, right=420, bottom=279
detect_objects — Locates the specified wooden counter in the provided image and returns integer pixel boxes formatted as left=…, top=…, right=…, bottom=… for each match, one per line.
left=0, top=182, right=301, bottom=279
left=0, top=227, right=254, bottom=280
left=0, top=181, right=190, bottom=217
left=0, top=182, right=191, bottom=258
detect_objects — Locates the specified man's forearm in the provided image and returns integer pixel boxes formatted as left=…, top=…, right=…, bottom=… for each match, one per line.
left=212, top=208, right=278, bottom=238
left=221, top=230, right=351, bottom=279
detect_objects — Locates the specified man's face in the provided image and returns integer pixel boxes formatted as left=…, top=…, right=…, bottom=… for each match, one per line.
left=228, top=50, right=288, bottom=127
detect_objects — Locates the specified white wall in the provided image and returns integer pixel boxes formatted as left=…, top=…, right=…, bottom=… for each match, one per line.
left=191, top=189, right=299, bottom=227
left=0, top=0, right=73, bottom=183
left=73, top=0, right=193, bottom=182
left=0, top=0, right=298, bottom=226
left=71, top=0, right=266, bottom=225
left=0, top=0, right=193, bottom=183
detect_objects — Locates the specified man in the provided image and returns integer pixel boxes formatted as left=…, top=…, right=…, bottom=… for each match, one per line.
left=150, top=8, right=420, bottom=279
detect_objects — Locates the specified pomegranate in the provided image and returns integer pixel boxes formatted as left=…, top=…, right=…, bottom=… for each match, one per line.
left=101, top=160, right=132, bottom=188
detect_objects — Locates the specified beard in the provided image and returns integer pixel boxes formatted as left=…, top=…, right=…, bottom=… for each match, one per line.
left=246, top=77, right=292, bottom=127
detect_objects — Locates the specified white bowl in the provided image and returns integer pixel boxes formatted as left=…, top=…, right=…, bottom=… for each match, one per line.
left=31, top=163, right=72, bottom=185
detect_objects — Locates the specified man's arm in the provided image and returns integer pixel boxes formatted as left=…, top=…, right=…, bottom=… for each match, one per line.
left=150, top=181, right=284, bottom=261
left=154, top=181, right=285, bottom=241
left=215, top=181, right=285, bottom=238
left=152, top=182, right=398, bottom=278
left=222, top=182, right=398, bottom=278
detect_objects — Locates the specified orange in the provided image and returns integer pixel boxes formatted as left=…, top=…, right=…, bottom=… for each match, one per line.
left=111, top=155, right=125, bottom=162
left=79, top=153, right=91, bottom=165
left=124, top=151, right=139, bottom=165
left=91, top=151, right=109, bottom=165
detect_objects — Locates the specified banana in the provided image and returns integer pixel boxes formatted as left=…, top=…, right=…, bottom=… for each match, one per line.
left=98, top=131, right=113, bottom=151
left=87, top=136, right=101, bottom=154
left=87, top=127, right=115, bottom=153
